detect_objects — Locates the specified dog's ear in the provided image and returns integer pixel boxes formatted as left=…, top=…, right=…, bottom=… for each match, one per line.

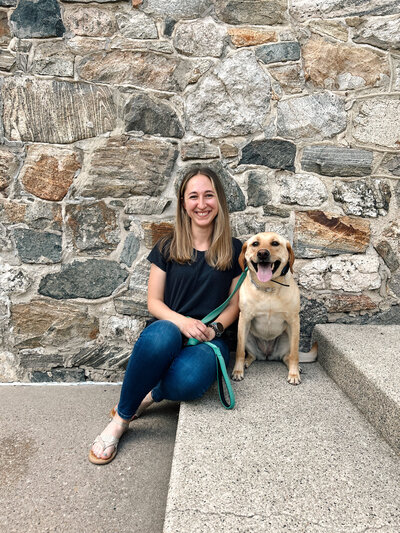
left=286, top=242, right=295, bottom=273
left=238, top=242, right=247, bottom=271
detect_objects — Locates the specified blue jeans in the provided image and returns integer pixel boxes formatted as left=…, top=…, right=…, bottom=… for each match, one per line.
left=117, top=320, right=230, bottom=420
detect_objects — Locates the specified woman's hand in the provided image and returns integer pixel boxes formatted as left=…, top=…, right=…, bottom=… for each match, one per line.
left=178, top=317, right=215, bottom=342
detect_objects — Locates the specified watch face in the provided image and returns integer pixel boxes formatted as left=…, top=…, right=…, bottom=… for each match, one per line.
left=215, top=322, right=224, bottom=333
left=211, top=322, right=224, bottom=335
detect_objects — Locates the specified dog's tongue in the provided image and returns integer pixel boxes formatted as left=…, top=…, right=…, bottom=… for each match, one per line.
left=257, top=263, right=273, bottom=282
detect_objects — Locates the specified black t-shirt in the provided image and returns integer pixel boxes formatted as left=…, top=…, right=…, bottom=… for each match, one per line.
left=147, top=238, right=242, bottom=320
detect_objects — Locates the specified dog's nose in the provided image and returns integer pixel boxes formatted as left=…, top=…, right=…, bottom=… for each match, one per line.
left=257, top=249, right=270, bottom=261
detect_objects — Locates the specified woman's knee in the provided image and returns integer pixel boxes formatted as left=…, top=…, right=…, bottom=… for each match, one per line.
left=164, top=374, right=209, bottom=402
left=133, top=320, right=182, bottom=363
left=160, top=343, right=221, bottom=401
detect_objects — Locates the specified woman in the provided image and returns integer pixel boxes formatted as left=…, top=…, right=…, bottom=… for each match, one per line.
left=89, top=167, right=242, bottom=465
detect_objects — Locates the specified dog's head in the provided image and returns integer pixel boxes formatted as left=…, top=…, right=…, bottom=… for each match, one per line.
left=238, top=232, right=294, bottom=283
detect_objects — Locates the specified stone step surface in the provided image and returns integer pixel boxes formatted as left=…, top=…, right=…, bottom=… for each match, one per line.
left=164, top=360, right=400, bottom=533
left=313, top=324, right=400, bottom=453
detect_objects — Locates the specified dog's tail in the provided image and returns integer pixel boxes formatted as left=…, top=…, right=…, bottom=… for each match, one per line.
left=299, top=341, right=318, bottom=363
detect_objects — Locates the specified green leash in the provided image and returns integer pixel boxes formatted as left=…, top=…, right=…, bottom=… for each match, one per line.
left=186, top=267, right=248, bottom=410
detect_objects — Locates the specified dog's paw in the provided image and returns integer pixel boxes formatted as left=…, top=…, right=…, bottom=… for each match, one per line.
left=244, top=354, right=256, bottom=369
left=232, top=367, right=245, bottom=381
left=287, top=371, right=301, bottom=385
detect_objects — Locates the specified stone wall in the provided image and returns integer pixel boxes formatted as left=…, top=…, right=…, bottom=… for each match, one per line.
left=0, top=0, right=399, bottom=382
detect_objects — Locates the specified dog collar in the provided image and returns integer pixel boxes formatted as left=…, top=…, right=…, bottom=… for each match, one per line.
left=271, top=279, right=290, bottom=287
left=250, top=278, right=275, bottom=292
left=250, top=278, right=289, bottom=291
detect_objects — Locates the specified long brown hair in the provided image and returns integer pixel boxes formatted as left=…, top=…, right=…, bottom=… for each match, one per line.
left=163, top=167, right=233, bottom=270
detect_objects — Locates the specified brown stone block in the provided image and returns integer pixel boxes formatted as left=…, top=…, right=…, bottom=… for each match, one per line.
left=269, top=64, right=305, bottom=94
left=0, top=10, right=11, bottom=46
left=0, top=199, right=62, bottom=232
left=77, top=50, right=193, bottom=92
left=82, top=136, right=178, bottom=198
left=324, top=294, right=377, bottom=313
left=220, top=142, right=238, bottom=158
left=228, top=27, right=277, bottom=47
left=0, top=199, right=26, bottom=224
left=20, top=146, right=81, bottom=201
left=11, top=300, right=99, bottom=349
left=132, top=0, right=143, bottom=6
left=294, top=210, right=370, bottom=258
left=142, top=221, right=174, bottom=249
left=303, top=36, right=389, bottom=90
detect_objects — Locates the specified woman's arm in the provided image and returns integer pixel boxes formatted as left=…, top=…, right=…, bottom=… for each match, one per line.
left=208, top=275, right=240, bottom=336
left=147, top=264, right=211, bottom=342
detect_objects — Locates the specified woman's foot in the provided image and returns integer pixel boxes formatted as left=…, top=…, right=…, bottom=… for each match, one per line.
left=134, top=391, right=155, bottom=418
left=88, top=413, right=129, bottom=465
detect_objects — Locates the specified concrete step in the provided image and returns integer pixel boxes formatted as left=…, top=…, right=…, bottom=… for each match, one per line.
left=313, top=324, right=400, bottom=453
left=164, top=359, right=400, bottom=532
left=0, top=384, right=179, bottom=533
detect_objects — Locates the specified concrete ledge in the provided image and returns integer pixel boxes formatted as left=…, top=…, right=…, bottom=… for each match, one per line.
left=313, top=324, right=400, bottom=454
left=164, top=363, right=400, bottom=533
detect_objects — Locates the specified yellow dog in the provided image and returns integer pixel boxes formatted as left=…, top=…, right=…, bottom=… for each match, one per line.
left=232, top=232, right=317, bottom=385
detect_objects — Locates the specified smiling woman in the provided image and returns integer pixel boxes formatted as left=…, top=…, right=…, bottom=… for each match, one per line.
left=89, top=167, right=242, bottom=465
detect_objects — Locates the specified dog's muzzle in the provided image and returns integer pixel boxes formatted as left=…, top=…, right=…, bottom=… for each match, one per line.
left=251, top=257, right=281, bottom=283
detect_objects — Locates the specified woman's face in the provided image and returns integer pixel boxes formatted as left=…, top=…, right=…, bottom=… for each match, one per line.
left=182, top=174, right=219, bottom=230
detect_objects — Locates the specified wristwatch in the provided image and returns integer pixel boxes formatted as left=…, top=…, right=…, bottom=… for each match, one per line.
left=209, top=322, right=224, bottom=337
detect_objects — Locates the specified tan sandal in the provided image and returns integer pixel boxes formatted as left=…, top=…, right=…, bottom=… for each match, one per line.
left=88, top=417, right=129, bottom=465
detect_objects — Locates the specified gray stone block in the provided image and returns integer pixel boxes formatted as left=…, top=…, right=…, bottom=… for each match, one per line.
left=1, top=78, right=116, bottom=144
left=300, top=296, right=328, bottom=351
left=10, top=0, right=65, bottom=38
left=333, top=179, right=391, bottom=217
left=65, top=201, right=120, bottom=256
left=120, top=233, right=140, bottom=268
left=277, top=93, right=346, bottom=141
left=256, top=42, right=301, bottom=64
left=186, top=49, right=271, bottom=138
left=240, top=139, right=296, bottom=171
left=0, top=50, right=15, bottom=72
left=301, top=145, right=373, bottom=177
left=38, top=260, right=128, bottom=300
left=291, top=0, right=400, bottom=21
left=124, top=94, right=184, bottom=138
left=375, top=240, right=399, bottom=271
left=13, top=228, right=62, bottom=264
left=247, top=170, right=272, bottom=207
left=30, top=368, right=85, bottom=382
left=215, top=0, right=287, bottom=25
left=70, top=342, right=130, bottom=369
left=143, top=0, right=211, bottom=18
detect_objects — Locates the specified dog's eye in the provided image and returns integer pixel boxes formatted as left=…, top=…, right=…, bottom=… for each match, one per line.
left=271, top=241, right=280, bottom=246
left=252, top=241, right=259, bottom=247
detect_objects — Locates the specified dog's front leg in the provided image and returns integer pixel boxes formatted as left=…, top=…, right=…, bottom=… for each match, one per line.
left=232, top=312, right=250, bottom=381
left=283, top=317, right=301, bottom=385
